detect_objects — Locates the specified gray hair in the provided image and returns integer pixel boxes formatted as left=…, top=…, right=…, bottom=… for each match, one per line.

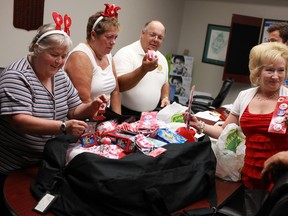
left=29, top=23, right=73, bottom=56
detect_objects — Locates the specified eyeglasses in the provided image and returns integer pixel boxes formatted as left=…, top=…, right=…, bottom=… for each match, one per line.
left=146, top=31, right=164, bottom=41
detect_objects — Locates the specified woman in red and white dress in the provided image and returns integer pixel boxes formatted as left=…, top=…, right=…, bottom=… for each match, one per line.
left=185, top=42, right=288, bottom=216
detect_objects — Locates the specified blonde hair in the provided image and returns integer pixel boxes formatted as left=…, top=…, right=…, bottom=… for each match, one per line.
left=249, top=42, right=288, bottom=86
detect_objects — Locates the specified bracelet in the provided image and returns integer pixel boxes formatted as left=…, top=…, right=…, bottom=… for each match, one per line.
left=197, top=120, right=205, bottom=134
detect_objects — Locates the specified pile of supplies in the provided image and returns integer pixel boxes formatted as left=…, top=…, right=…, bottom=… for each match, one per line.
left=66, top=108, right=196, bottom=164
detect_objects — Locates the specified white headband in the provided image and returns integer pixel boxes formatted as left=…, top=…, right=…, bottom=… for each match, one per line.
left=36, top=30, right=69, bottom=44
left=92, top=16, right=104, bottom=30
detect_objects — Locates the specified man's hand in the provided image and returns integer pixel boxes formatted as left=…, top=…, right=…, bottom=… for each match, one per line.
left=160, top=97, right=170, bottom=108
left=141, top=54, right=158, bottom=73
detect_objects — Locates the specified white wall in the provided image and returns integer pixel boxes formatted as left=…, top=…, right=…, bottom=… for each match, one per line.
left=2, top=0, right=288, bottom=105
left=0, top=0, right=184, bottom=66
left=181, top=0, right=288, bottom=104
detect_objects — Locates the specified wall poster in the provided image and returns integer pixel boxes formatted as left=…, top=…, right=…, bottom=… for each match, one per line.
left=169, top=54, right=194, bottom=106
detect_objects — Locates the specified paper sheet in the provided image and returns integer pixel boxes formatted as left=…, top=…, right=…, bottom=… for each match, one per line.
left=195, top=110, right=220, bottom=122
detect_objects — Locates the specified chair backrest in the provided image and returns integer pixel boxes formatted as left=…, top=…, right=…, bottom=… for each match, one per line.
left=191, top=78, right=234, bottom=114
left=191, top=95, right=214, bottom=113
left=211, top=78, right=234, bottom=108
left=256, top=171, right=288, bottom=216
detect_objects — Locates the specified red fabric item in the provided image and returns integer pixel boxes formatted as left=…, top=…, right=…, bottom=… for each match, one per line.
left=13, top=0, right=45, bottom=31
left=240, top=106, right=288, bottom=190
left=175, top=127, right=196, bottom=142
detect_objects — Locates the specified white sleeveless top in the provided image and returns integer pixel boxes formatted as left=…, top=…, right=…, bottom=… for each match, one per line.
left=68, top=43, right=116, bottom=100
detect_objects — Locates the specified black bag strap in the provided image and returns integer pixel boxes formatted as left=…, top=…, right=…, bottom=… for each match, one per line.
left=207, top=180, right=218, bottom=208
left=144, top=188, right=170, bottom=216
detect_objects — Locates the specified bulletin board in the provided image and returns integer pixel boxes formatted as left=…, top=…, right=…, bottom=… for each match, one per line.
left=13, top=0, right=45, bottom=31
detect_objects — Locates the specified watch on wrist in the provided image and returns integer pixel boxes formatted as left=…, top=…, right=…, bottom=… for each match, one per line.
left=60, top=121, right=66, bottom=134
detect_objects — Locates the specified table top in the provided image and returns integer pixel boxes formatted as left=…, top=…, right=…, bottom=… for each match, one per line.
left=4, top=166, right=53, bottom=216
left=4, top=165, right=242, bottom=216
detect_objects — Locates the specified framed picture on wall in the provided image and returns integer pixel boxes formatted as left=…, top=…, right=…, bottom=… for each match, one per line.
left=259, top=19, right=288, bottom=43
left=202, top=24, right=230, bottom=66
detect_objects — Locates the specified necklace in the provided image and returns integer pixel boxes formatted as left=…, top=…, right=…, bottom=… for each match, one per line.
left=256, top=91, right=278, bottom=101
left=87, top=41, right=103, bottom=61
left=95, top=55, right=103, bottom=61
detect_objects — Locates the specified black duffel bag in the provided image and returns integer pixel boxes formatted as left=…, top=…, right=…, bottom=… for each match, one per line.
left=31, top=134, right=217, bottom=216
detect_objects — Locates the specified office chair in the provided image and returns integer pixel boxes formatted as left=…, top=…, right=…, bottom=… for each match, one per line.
left=219, top=170, right=288, bottom=216
left=191, top=78, right=234, bottom=113
left=255, top=171, right=288, bottom=216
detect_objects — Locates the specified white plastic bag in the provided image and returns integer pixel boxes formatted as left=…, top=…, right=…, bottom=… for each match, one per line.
left=156, top=102, right=187, bottom=123
left=213, top=123, right=246, bottom=182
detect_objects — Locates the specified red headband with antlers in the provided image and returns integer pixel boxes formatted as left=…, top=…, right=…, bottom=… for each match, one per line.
left=101, top=3, right=121, bottom=18
left=92, top=4, right=121, bottom=30
left=52, top=12, right=72, bottom=36
left=36, top=12, right=72, bottom=44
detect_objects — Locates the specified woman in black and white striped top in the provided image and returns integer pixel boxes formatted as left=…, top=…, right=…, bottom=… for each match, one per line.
left=0, top=22, right=108, bottom=214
